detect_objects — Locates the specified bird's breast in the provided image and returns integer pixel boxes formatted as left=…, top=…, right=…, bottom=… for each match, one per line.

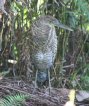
left=31, top=22, right=57, bottom=70
left=33, top=51, right=53, bottom=70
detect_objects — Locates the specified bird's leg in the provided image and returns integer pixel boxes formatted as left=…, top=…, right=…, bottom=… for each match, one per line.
left=33, top=70, right=38, bottom=93
left=35, top=70, right=38, bottom=89
left=48, top=69, right=51, bottom=94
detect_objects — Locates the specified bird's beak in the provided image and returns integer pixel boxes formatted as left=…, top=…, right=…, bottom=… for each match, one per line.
left=54, top=21, right=73, bottom=31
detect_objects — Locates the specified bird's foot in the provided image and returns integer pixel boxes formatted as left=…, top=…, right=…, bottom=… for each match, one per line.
left=32, top=86, right=38, bottom=94
left=45, top=86, right=52, bottom=95
left=32, top=81, right=38, bottom=93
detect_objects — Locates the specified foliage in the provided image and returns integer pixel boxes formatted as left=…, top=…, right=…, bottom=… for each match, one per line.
left=0, top=93, right=29, bottom=106
left=0, top=0, right=89, bottom=91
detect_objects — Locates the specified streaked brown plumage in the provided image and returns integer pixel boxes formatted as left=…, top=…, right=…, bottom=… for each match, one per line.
left=30, top=15, right=72, bottom=87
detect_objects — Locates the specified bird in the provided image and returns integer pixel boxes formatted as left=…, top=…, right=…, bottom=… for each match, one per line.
left=30, top=15, right=73, bottom=89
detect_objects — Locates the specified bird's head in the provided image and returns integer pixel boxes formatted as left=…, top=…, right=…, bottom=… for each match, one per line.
left=39, top=15, right=73, bottom=31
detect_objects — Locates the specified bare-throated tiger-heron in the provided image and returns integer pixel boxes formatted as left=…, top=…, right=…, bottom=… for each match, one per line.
left=30, top=15, right=73, bottom=89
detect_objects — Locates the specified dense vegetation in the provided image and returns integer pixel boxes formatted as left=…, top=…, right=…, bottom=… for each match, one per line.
left=0, top=1, right=89, bottom=104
